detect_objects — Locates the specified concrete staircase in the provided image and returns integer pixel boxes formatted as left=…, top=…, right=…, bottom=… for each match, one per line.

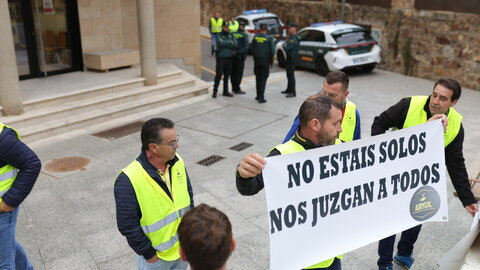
left=0, top=63, right=209, bottom=147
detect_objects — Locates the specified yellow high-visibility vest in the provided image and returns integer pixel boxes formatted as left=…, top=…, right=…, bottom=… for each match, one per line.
left=0, top=123, right=20, bottom=204
left=403, top=95, right=462, bottom=147
left=274, top=139, right=343, bottom=268
left=228, top=20, right=239, bottom=32
left=339, top=100, right=357, bottom=142
left=121, top=154, right=191, bottom=261
left=210, top=17, right=224, bottom=33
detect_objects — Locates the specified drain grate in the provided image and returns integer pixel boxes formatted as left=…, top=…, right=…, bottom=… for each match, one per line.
left=229, top=142, right=253, bottom=152
left=196, top=155, right=225, bottom=167
left=92, top=121, right=144, bottom=140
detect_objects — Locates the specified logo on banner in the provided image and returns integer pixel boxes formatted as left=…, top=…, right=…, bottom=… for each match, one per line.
left=409, top=185, right=441, bottom=221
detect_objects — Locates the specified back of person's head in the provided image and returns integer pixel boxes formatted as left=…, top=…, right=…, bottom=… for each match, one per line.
left=299, top=94, right=342, bottom=128
left=178, top=204, right=235, bottom=270
left=141, top=118, right=174, bottom=150
left=434, top=78, right=461, bottom=101
left=325, top=71, right=349, bottom=91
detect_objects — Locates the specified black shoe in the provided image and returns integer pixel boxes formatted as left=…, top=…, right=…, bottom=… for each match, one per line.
left=281, top=90, right=290, bottom=94
left=255, top=97, right=259, bottom=101
left=212, top=92, right=217, bottom=98
left=258, top=99, right=267, bottom=104
left=286, top=93, right=296, bottom=98
left=222, top=92, right=234, bottom=97
left=233, top=90, right=246, bottom=94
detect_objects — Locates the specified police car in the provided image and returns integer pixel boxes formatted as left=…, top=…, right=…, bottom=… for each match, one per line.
left=235, top=9, right=286, bottom=45
left=276, top=21, right=381, bottom=75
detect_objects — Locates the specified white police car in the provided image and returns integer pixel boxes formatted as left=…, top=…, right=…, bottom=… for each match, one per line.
left=235, top=9, right=286, bottom=44
left=276, top=21, right=381, bottom=75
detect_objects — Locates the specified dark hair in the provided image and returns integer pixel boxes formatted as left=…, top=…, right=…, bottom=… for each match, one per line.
left=178, top=204, right=233, bottom=270
left=434, top=78, right=461, bottom=101
left=325, top=71, right=349, bottom=91
left=141, top=118, right=174, bottom=150
left=299, top=94, right=343, bottom=128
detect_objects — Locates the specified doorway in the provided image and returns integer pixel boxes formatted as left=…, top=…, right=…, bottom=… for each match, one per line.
left=8, top=0, right=83, bottom=80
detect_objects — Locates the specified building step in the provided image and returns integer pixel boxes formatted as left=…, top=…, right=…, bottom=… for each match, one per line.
left=3, top=73, right=196, bottom=129
left=20, top=82, right=208, bottom=143
left=21, top=68, right=184, bottom=112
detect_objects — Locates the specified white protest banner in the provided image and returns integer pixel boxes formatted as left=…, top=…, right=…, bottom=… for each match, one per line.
left=262, top=120, right=448, bottom=270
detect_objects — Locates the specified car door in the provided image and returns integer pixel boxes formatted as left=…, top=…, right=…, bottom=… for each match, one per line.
left=296, top=30, right=310, bottom=68
left=299, top=30, right=324, bottom=69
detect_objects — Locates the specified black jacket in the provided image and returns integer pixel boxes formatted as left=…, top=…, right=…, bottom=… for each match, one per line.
left=0, top=126, right=41, bottom=207
left=371, top=96, right=476, bottom=206
left=236, top=132, right=319, bottom=195
left=114, top=150, right=194, bottom=259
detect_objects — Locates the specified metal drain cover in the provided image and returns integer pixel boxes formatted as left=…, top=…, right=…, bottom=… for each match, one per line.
left=45, top=157, right=90, bottom=172
left=92, top=121, right=144, bottom=140
left=196, top=155, right=225, bottom=167
left=229, top=142, right=253, bottom=152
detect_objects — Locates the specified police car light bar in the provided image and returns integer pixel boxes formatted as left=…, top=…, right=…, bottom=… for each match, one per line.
left=243, top=9, right=267, bottom=15
left=311, top=20, right=344, bottom=27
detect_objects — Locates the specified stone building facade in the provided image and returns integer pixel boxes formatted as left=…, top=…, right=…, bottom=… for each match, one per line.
left=201, top=0, right=480, bottom=90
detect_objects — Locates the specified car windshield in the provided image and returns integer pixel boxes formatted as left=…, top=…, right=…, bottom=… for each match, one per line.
left=332, top=30, right=373, bottom=44
left=253, top=17, right=280, bottom=29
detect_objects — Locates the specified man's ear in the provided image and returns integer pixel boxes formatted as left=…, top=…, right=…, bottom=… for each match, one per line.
left=344, top=90, right=350, bottom=99
left=451, top=99, right=458, bottom=107
left=310, top=119, right=321, bottom=132
left=179, top=246, right=188, bottom=262
left=231, top=237, right=237, bottom=252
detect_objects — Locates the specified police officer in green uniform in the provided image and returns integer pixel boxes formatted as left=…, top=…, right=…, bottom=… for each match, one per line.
left=231, top=23, right=248, bottom=95
left=251, top=24, right=274, bottom=103
left=212, top=23, right=237, bottom=98
left=372, top=78, right=478, bottom=270
left=282, top=22, right=300, bottom=98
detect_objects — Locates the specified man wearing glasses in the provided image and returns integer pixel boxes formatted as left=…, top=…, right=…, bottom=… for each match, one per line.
left=114, top=118, right=194, bottom=270
left=283, top=71, right=361, bottom=143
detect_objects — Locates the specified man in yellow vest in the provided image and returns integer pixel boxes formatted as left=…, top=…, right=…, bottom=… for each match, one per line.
left=372, top=78, right=478, bottom=270
left=236, top=95, right=344, bottom=269
left=209, top=12, right=223, bottom=55
left=0, top=123, right=41, bottom=270
left=228, top=16, right=239, bottom=33
left=283, top=71, right=360, bottom=143
left=114, top=118, right=194, bottom=270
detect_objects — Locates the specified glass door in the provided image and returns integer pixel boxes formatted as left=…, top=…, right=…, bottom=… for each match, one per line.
left=8, top=0, right=83, bottom=79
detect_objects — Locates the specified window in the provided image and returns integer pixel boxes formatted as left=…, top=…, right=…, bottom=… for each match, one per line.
left=305, top=30, right=325, bottom=42
left=253, top=17, right=280, bottom=29
left=237, top=18, right=249, bottom=26
left=332, top=30, right=374, bottom=44
left=297, top=30, right=310, bottom=41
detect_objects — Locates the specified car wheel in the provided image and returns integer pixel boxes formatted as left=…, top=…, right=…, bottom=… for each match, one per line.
left=277, top=51, right=286, bottom=68
left=315, top=57, right=330, bottom=76
left=362, top=63, right=376, bottom=73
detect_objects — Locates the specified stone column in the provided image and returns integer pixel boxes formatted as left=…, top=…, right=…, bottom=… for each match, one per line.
left=0, top=2, right=23, bottom=115
left=136, top=0, right=157, bottom=86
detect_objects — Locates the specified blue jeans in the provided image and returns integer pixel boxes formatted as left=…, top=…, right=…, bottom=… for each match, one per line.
left=377, top=224, right=422, bottom=267
left=211, top=33, right=218, bottom=51
left=0, top=207, right=34, bottom=270
left=136, top=255, right=188, bottom=270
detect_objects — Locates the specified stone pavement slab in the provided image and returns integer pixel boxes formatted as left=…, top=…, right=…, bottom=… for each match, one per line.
left=15, top=68, right=480, bottom=270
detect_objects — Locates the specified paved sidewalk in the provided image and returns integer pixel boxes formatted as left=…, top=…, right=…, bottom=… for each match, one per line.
left=16, top=68, right=480, bottom=270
